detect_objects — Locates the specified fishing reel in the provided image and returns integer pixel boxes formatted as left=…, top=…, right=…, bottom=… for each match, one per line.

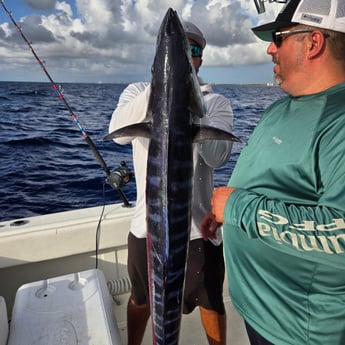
left=107, top=161, right=133, bottom=190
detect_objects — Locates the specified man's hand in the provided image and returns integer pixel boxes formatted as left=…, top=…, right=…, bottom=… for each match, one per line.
left=200, top=211, right=221, bottom=240
left=200, top=186, right=235, bottom=240
left=211, top=186, right=235, bottom=223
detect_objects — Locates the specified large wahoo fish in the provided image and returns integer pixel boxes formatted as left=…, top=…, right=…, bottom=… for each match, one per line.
left=105, top=8, right=239, bottom=345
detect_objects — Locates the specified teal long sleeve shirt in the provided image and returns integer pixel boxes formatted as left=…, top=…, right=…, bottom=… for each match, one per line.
left=223, top=83, right=345, bottom=345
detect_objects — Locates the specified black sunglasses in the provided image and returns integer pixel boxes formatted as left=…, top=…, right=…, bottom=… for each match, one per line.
left=272, top=29, right=331, bottom=48
left=189, top=44, right=202, bottom=58
left=272, top=29, right=314, bottom=47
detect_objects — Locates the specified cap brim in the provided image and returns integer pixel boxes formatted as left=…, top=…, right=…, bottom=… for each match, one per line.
left=186, top=32, right=206, bottom=49
left=252, top=21, right=299, bottom=41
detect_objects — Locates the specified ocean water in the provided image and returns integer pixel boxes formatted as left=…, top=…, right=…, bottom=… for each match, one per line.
left=0, top=81, right=284, bottom=222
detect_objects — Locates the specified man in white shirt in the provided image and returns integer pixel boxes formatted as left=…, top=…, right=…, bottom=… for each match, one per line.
left=109, top=21, right=234, bottom=345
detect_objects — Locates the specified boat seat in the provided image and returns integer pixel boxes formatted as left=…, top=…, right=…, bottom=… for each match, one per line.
left=7, top=269, right=122, bottom=345
left=0, top=296, right=8, bottom=345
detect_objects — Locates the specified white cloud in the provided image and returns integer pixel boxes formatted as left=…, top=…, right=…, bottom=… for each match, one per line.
left=0, top=0, right=284, bottom=83
left=55, top=1, right=73, bottom=17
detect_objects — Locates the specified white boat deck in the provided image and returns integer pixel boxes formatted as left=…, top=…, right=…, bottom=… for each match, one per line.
left=0, top=204, right=250, bottom=345
left=112, top=283, right=250, bottom=345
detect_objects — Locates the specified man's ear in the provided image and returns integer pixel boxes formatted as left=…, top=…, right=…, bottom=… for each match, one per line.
left=308, top=30, right=328, bottom=59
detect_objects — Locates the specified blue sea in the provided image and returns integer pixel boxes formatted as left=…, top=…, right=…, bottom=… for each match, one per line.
left=0, top=81, right=284, bottom=222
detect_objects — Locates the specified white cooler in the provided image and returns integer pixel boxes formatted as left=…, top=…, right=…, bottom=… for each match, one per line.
left=7, top=269, right=122, bottom=345
left=0, top=296, right=8, bottom=345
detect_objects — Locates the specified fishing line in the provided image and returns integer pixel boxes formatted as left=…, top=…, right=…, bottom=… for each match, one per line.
left=0, top=0, right=132, bottom=207
left=95, top=181, right=107, bottom=269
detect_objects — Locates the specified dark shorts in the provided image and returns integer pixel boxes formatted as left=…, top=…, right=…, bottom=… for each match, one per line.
left=127, top=232, right=225, bottom=315
left=245, top=322, right=274, bottom=345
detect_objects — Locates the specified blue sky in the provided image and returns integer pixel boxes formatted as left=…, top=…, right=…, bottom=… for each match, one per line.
left=0, top=0, right=283, bottom=84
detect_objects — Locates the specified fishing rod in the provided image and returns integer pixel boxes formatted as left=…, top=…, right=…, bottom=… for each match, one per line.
left=0, top=0, right=132, bottom=207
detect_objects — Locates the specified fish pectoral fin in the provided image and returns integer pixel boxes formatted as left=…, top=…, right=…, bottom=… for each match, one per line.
left=104, top=122, right=152, bottom=140
left=188, top=71, right=206, bottom=118
left=188, top=93, right=206, bottom=118
left=192, top=124, right=241, bottom=143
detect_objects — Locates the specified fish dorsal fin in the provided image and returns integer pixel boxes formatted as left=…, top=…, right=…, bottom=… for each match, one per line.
left=104, top=122, right=151, bottom=141
left=192, top=124, right=241, bottom=143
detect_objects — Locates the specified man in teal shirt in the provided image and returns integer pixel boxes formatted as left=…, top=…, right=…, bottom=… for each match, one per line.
left=202, top=0, right=345, bottom=344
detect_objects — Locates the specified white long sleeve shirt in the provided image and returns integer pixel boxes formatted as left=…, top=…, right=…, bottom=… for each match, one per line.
left=109, top=80, right=234, bottom=244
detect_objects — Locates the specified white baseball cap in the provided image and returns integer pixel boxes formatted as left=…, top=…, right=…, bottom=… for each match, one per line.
left=252, top=0, right=345, bottom=41
left=183, top=21, right=206, bottom=49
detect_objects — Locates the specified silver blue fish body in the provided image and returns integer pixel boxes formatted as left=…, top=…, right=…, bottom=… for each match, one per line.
left=145, top=8, right=196, bottom=345
left=146, top=9, right=240, bottom=345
